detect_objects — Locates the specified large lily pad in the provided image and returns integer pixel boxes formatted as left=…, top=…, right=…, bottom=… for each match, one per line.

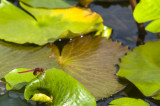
left=20, top=0, right=78, bottom=9
left=0, top=0, right=104, bottom=45
left=0, top=40, right=59, bottom=79
left=24, top=68, right=96, bottom=106
left=52, top=35, right=128, bottom=100
left=109, top=97, right=150, bottom=106
left=117, top=40, right=160, bottom=99
left=133, top=0, right=160, bottom=33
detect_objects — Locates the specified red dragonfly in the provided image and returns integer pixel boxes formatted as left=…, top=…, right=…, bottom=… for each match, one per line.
left=18, top=68, right=44, bottom=75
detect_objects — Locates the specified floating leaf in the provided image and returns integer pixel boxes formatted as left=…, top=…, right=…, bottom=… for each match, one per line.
left=0, top=40, right=59, bottom=79
left=133, top=0, right=160, bottom=33
left=53, top=35, right=128, bottom=100
left=109, top=97, right=150, bottom=106
left=4, top=68, right=37, bottom=90
left=117, top=40, right=160, bottom=99
left=20, top=0, right=78, bottom=9
left=95, top=25, right=112, bottom=39
left=0, top=0, right=104, bottom=45
left=25, top=68, right=96, bottom=105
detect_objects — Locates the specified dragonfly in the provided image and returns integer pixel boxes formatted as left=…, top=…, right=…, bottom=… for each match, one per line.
left=18, top=68, right=44, bottom=75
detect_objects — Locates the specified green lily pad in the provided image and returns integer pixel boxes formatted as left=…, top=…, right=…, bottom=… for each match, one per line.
left=24, top=68, right=96, bottom=105
left=133, top=0, right=160, bottom=33
left=109, top=97, right=150, bottom=106
left=20, top=0, right=78, bottom=9
left=117, top=40, right=160, bottom=99
left=0, top=40, right=59, bottom=79
left=0, top=0, right=104, bottom=45
left=53, top=35, right=128, bottom=100
left=4, top=68, right=37, bottom=90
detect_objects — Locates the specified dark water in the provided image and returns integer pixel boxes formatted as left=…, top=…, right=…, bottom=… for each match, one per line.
left=91, top=1, right=158, bottom=49
left=0, top=0, right=160, bottom=106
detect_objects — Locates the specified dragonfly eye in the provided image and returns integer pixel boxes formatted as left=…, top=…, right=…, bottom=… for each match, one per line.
left=33, top=68, right=44, bottom=75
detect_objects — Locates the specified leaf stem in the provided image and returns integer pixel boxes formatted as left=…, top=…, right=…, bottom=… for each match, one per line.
left=129, top=0, right=146, bottom=45
left=36, top=102, right=40, bottom=106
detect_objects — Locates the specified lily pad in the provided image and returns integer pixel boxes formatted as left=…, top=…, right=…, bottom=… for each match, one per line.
left=0, top=40, right=59, bottom=79
left=53, top=35, right=128, bottom=100
left=133, top=0, right=160, bottom=33
left=117, top=40, right=160, bottom=99
left=0, top=0, right=104, bottom=45
left=109, top=97, right=150, bottom=106
left=24, top=68, right=96, bottom=106
left=4, top=68, right=37, bottom=90
left=20, top=0, right=78, bottom=9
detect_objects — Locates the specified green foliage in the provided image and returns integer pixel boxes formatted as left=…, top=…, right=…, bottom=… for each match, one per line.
left=53, top=35, right=128, bottom=100
left=109, top=97, right=150, bottom=106
left=20, top=0, right=78, bottom=9
left=3, top=35, right=128, bottom=100
left=0, top=0, right=104, bottom=45
left=117, top=40, right=160, bottom=99
left=134, top=0, right=160, bottom=33
left=4, top=68, right=36, bottom=90
left=24, top=68, right=96, bottom=105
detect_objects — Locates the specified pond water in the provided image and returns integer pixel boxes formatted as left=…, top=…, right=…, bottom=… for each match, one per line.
left=91, top=1, right=160, bottom=106
left=0, top=0, right=160, bottom=106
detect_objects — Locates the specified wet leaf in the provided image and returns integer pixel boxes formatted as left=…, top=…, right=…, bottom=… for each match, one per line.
left=0, top=0, right=104, bottom=45
left=133, top=0, right=160, bottom=33
left=117, top=40, right=160, bottom=99
left=95, top=25, right=112, bottom=39
left=53, top=35, right=128, bottom=100
left=109, top=97, right=150, bottom=106
left=0, top=40, right=59, bottom=79
left=20, top=0, right=78, bottom=9
left=4, top=68, right=37, bottom=90
left=25, top=68, right=96, bottom=105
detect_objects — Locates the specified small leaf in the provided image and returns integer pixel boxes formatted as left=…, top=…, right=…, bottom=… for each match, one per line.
left=0, top=0, right=104, bottom=45
left=24, top=68, right=96, bottom=105
left=53, top=35, right=128, bottom=100
left=117, top=40, right=160, bottom=99
left=109, top=97, right=150, bottom=106
left=4, top=68, right=36, bottom=90
left=20, top=0, right=78, bottom=9
left=31, top=93, right=52, bottom=103
left=133, top=0, right=160, bottom=33
left=95, top=25, right=112, bottom=39
left=145, top=19, right=160, bottom=33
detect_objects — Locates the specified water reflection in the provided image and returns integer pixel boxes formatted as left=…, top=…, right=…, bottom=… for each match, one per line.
left=90, top=2, right=159, bottom=49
